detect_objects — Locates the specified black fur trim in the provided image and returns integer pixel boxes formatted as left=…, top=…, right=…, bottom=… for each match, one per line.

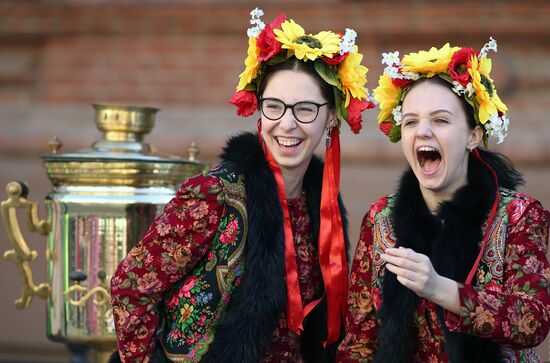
left=202, top=132, right=348, bottom=362
left=375, top=156, right=504, bottom=362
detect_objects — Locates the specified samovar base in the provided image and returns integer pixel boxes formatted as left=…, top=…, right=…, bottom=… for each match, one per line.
left=66, top=343, right=115, bottom=363
left=66, top=343, right=89, bottom=363
left=94, top=346, right=114, bottom=363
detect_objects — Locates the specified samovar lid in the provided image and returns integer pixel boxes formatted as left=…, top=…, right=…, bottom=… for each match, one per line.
left=42, top=104, right=203, bottom=188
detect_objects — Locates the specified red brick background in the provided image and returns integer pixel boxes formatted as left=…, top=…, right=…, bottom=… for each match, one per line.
left=0, top=1, right=549, bottom=361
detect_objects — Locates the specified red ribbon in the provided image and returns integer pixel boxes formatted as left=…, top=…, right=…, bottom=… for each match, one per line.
left=318, top=127, right=349, bottom=345
left=265, top=145, right=311, bottom=333
left=465, top=149, right=500, bottom=285
left=258, top=123, right=348, bottom=345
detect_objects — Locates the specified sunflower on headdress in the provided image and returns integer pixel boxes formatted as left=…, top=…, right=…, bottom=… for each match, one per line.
left=231, top=9, right=374, bottom=133
left=468, top=56, right=507, bottom=124
left=339, top=46, right=368, bottom=107
left=274, top=19, right=341, bottom=61
left=402, top=43, right=460, bottom=78
left=237, top=38, right=262, bottom=91
left=373, top=38, right=509, bottom=144
left=374, top=73, right=400, bottom=123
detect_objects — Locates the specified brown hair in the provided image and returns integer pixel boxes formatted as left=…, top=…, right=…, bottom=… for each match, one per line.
left=405, top=76, right=524, bottom=189
left=406, top=76, right=477, bottom=130
left=257, top=58, right=335, bottom=109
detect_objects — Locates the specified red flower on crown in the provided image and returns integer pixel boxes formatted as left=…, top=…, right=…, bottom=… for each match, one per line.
left=379, top=121, right=393, bottom=136
left=230, top=90, right=258, bottom=117
left=232, top=9, right=373, bottom=137
left=322, top=52, right=348, bottom=65
left=448, top=47, right=478, bottom=86
left=347, top=97, right=374, bottom=134
left=257, top=13, right=286, bottom=61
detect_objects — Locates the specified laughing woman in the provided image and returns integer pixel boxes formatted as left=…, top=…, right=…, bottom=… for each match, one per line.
left=109, top=8, right=374, bottom=363
left=337, top=40, right=550, bottom=362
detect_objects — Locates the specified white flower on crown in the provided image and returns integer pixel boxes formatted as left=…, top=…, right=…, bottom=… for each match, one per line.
left=452, top=81, right=463, bottom=95
left=382, top=51, right=400, bottom=67
left=402, top=71, right=420, bottom=81
left=386, top=66, right=402, bottom=79
left=382, top=51, right=402, bottom=75
left=247, top=7, right=265, bottom=38
left=392, top=105, right=403, bottom=125
left=452, top=81, right=474, bottom=97
left=479, top=37, right=498, bottom=58
left=366, top=88, right=378, bottom=107
left=339, top=28, right=357, bottom=55
left=465, top=83, right=475, bottom=96
left=380, top=51, right=420, bottom=81
left=250, top=7, right=264, bottom=19
left=484, top=113, right=509, bottom=144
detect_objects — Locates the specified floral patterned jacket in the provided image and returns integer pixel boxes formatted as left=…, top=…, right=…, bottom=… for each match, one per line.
left=110, top=132, right=342, bottom=363
left=337, top=186, right=550, bottom=363
left=110, top=163, right=247, bottom=362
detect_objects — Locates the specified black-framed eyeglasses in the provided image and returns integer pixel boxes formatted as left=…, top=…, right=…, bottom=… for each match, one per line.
left=259, top=97, right=329, bottom=124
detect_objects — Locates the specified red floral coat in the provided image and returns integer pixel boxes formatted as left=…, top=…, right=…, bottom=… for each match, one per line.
left=110, top=169, right=321, bottom=362
left=337, top=191, right=550, bottom=362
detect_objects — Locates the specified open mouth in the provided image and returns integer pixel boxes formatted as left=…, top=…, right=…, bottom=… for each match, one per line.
left=417, top=146, right=441, bottom=174
left=276, top=137, right=302, bottom=149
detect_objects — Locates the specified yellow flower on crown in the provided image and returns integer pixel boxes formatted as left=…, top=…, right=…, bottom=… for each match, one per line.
left=231, top=9, right=374, bottom=133
left=237, top=37, right=262, bottom=91
left=402, top=43, right=460, bottom=78
left=339, top=46, right=369, bottom=106
left=468, top=56, right=507, bottom=124
left=274, top=19, right=341, bottom=61
left=373, top=73, right=401, bottom=124
left=373, top=38, right=509, bottom=144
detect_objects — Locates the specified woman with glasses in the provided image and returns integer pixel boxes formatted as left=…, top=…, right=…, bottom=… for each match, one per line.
left=337, top=40, right=550, bottom=362
left=109, top=8, right=374, bottom=363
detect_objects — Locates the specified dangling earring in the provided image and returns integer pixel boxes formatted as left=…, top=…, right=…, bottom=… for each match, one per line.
left=325, top=123, right=335, bottom=148
left=466, top=145, right=474, bottom=152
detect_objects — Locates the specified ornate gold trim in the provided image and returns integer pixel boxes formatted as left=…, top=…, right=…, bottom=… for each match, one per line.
left=1, top=181, right=51, bottom=308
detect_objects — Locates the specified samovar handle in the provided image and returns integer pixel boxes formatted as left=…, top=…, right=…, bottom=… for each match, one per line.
left=1, top=181, right=51, bottom=308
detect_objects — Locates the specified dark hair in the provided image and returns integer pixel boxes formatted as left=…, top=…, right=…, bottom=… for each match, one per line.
left=257, top=58, right=335, bottom=108
left=407, top=77, right=525, bottom=190
left=470, top=149, right=524, bottom=190
left=407, top=76, right=477, bottom=129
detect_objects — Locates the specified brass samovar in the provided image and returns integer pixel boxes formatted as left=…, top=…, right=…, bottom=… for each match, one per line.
left=1, top=104, right=204, bottom=362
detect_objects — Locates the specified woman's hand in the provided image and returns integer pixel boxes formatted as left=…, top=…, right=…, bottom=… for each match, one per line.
left=381, top=247, right=460, bottom=314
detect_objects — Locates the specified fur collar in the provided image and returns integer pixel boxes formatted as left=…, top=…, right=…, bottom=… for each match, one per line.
left=374, top=156, right=502, bottom=363
left=202, top=132, right=348, bottom=363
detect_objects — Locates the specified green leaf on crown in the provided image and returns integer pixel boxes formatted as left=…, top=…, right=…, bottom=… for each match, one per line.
left=438, top=73, right=454, bottom=84
left=389, top=124, right=401, bottom=143
left=242, top=83, right=256, bottom=91
left=315, top=60, right=340, bottom=88
left=266, top=52, right=289, bottom=66
left=334, top=88, right=347, bottom=124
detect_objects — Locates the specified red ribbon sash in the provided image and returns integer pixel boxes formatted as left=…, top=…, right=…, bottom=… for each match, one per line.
left=465, top=149, right=500, bottom=285
left=318, top=128, right=348, bottom=345
left=259, top=125, right=348, bottom=345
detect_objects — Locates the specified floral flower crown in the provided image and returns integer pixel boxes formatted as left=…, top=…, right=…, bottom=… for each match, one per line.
left=373, top=38, right=509, bottom=145
left=230, top=8, right=374, bottom=134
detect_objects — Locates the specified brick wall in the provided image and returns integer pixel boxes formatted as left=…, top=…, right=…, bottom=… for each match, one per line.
left=0, top=1, right=549, bottom=361
left=1, top=1, right=549, bottom=160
